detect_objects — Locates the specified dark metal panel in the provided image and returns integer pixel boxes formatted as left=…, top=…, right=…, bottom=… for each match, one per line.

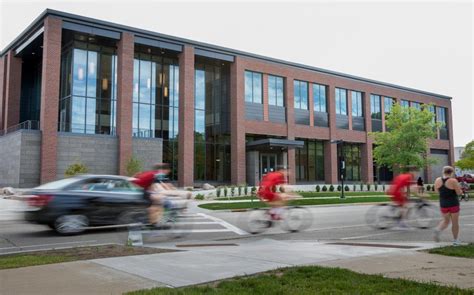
left=352, top=116, right=365, bottom=131
left=195, top=48, right=234, bottom=62
left=63, top=21, right=121, bottom=39
left=314, top=112, right=328, bottom=127
left=294, top=109, right=310, bottom=125
left=134, top=36, right=183, bottom=52
left=371, top=119, right=383, bottom=132
left=245, top=102, right=263, bottom=121
left=336, top=115, right=349, bottom=129
left=269, top=105, right=286, bottom=123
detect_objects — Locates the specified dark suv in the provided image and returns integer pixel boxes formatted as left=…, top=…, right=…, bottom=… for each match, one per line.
left=24, top=175, right=149, bottom=235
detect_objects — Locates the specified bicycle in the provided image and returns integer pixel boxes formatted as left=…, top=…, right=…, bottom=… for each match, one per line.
left=365, top=197, right=438, bottom=230
left=459, top=185, right=469, bottom=202
left=247, top=206, right=313, bottom=234
left=116, top=196, right=192, bottom=244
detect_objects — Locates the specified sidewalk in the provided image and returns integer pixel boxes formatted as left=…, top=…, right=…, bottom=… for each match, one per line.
left=1, top=239, right=471, bottom=294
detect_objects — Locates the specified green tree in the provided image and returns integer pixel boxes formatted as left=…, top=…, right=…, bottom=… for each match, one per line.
left=455, top=140, right=474, bottom=170
left=65, top=162, right=88, bottom=177
left=370, top=104, right=439, bottom=173
left=126, top=156, right=143, bottom=176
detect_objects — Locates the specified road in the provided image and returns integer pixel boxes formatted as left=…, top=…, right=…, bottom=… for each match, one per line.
left=1, top=199, right=473, bottom=254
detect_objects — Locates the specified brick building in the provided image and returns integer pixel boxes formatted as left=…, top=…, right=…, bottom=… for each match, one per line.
left=0, top=10, right=454, bottom=188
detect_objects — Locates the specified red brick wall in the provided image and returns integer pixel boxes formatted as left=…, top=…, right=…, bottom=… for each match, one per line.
left=178, top=46, right=195, bottom=187
left=116, top=32, right=134, bottom=176
left=40, top=16, right=62, bottom=183
left=230, top=56, right=246, bottom=184
left=4, top=51, right=22, bottom=130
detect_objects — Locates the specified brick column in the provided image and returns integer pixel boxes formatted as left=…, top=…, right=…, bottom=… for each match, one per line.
left=0, top=56, right=5, bottom=131
left=262, top=73, right=269, bottom=121
left=285, top=77, right=296, bottom=184
left=362, top=91, right=374, bottom=183
left=347, top=90, right=353, bottom=130
left=230, top=56, right=246, bottom=185
left=116, top=32, right=134, bottom=175
left=447, top=101, right=455, bottom=166
left=3, top=51, right=22, bottom=130
left=39, top=17, right=62, bottom=183
left=178, top=46, right=195, bottom=187
left=325, top=85, right=338, bottom=184
left=308, top=82, right=314, bottom=126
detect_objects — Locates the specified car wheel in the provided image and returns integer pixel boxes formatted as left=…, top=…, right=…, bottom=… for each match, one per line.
left=54, top=215, right=89, bottom=235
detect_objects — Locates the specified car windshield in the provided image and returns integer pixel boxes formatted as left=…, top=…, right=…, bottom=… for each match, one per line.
left=34, top=177, right=81, bottom=190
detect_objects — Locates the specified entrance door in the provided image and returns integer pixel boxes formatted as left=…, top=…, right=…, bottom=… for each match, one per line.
left=260, top=153, right=278, bottom=178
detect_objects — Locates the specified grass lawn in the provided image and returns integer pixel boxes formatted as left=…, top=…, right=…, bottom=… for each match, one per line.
left=214, top=192, right=439, bottom=201
left=427, top=243, right=474, bottom=259
left=0, top=245, right=174, bottom=270
left=127, top=265, right=469, bottom=295
left=200, top=195, right=439, bottom=210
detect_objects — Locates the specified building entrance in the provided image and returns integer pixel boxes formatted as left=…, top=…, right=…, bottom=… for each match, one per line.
left=260, top=153, right=278, bottom=177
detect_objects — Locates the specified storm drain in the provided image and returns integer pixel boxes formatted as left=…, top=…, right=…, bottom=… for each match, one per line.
left=176, top=243, right=239, bottom=248
left=327, top=242, right=419, bottom=249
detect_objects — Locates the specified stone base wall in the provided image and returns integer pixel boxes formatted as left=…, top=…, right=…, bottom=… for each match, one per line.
left=0, top=130, right=41, bottom=188
left=132, top=138, right=163, bottom=171
left=56, top=133, right=118, bottom=178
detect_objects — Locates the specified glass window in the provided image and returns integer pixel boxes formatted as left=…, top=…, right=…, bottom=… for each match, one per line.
left=338, top=143, right=361, bottom=181
left=370, top=94, right=381, bottom=119
left=72, top=49, right=87, bottom=97
left=351, top=91, right=363, bottom=117
left=268, top=75, right=284, bottom=106
left=384, top=97, right=394, bottom=114
left=335, top=88, right=348, bottom=115
left=411, top=101, right=421, bottom=110
left=296, top=140, right=325, bottom=182
left=244, top=71, right=262, bottom=103
left=313, top=83, right=327, bottom=113
left=294, top=80, right=308, bottom=110
left=401, top=100, right=410, bottom=108
left=436, top=107, right=446, bottom=125
left=428, top=105, right=436, bottom=123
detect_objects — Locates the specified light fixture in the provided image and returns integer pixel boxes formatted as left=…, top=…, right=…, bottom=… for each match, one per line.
left=216, top=159, right=221, bottom=162
left=89, top=62, right=95, bottom=75
left=159, top=73, right=163, bottom=85
left=31, top=52, right=35, bottom=55
left=164, top=86, right=168, bottom=97
left=102, top=78, right=108, bottom=90
left=78, top=67, right=84, bottom=80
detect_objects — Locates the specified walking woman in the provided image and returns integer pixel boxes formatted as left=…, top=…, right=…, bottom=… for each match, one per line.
left=433, top=166, right=463, bottom=245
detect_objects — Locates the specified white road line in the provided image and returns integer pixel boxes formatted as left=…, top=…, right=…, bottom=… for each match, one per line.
left=197, top=213, right=249, bottom=235
left=0, top=240, right=98, bottom=250
left=144, top=229, right=233, bottom=234
left=175, top=222, right=220, bottom=225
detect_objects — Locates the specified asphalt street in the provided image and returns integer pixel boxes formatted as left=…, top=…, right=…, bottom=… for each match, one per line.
left=0, top=200, right=473, bottom=254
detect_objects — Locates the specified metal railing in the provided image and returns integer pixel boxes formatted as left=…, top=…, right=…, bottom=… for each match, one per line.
left=0, top=120, right=40, bottom=136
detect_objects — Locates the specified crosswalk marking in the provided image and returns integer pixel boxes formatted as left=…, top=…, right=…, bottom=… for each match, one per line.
left=197, top=213, right=249, bottom=235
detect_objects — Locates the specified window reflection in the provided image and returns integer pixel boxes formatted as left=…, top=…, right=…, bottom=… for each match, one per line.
left=60, top=34, right=117, bottom=135
left=370, top=94, right=381, bottom=119
left=351, top=91, right=363, bottom=117
left=335, top=88, right=348, bottom=115
left=244, top=71, right=262, bottom=103
left=313, top=83, right=327, bottom=113
left=294, top=80, right=308, bottom=110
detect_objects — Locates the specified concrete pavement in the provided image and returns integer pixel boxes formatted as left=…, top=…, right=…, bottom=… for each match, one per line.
left=1, top=238, right=472, bottom=294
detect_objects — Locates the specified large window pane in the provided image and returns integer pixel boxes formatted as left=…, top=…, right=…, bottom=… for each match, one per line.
left=86, top=51, right=97, bottom=97
left=268, top=76, right=276, bottom=106
left=253, top=73, right=262, bottom=103
left=276, top=77, right=284, bottom=107
left=313, top=84, right=327, bottom=113
left=352, top=91, right=363, bottom=117
left=139, top=60, right=151, bottom=104
left=245, top=71, right=253, bottom=102
left=71, top=96, right=85, bottom=133
left=72, top=49, right=87, bottom=96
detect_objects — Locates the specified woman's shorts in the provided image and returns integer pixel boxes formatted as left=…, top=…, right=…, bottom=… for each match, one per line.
left=440, top=206, right=460, bottom=214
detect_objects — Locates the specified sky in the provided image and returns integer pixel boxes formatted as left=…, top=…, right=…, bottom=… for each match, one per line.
left=1, top=0, right=473, bottom=147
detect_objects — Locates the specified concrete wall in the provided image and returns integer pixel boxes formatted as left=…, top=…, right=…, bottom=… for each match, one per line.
left=56, top=133, right=118, bottom=178
left=0, top=130, right=41, bottom=188
left=132, top=138, right=163, bottom=170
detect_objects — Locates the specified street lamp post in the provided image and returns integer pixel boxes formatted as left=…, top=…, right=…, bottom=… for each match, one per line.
left=330, top=139, right=345, bottom=199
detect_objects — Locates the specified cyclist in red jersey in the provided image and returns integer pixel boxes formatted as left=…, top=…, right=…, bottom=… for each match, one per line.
left=257, top=167, right=293, bottom=220
left=387, top=166, right=417, bottom=227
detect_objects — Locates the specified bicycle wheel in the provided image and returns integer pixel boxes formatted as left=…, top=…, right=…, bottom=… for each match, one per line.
left=247, top=209, right=272, bottom=234
left=409, top=203, right=438, bottom=229
left=281, top=206, right=312, bottom=232
left=365, top=204, right=399, bottom=229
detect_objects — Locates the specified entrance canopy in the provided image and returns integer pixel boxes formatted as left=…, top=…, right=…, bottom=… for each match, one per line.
left=246, top=138, right=304, bottom=151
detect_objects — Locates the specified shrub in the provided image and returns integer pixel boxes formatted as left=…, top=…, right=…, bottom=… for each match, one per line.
left=232, top=187, right=237, bottom=196
left=353, top=185, right=357, bottom=191
left=344, top=185, right=350, bottom=191
left=65, top=162, right=88, bottom=177
left=432, top=185, right=436, bottom=192
left=329, top=185, right=335, bottom=192
left=322, top=186, right=328, bottom=192
left=194, top=194, right=204, bottom=200
left=241, top=186, right=246, bottom=196
left=426, top=185, right=431, bottom=191
left=337, top=185, right=342, bottom=191
left=382, top=184, right=386, bottom=192
left=125, top=156, right=142, bottom=177
left=366, top=184, right=371, bottom=191
left=360, top=183, right=364, bottom=191
left=470, top=184, right=474, bottom=190
left=251, top=186, right=257, bottom=195
left=374, top=184, right=378, bottom=191
left=315, top=185, right=320, bottom=192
